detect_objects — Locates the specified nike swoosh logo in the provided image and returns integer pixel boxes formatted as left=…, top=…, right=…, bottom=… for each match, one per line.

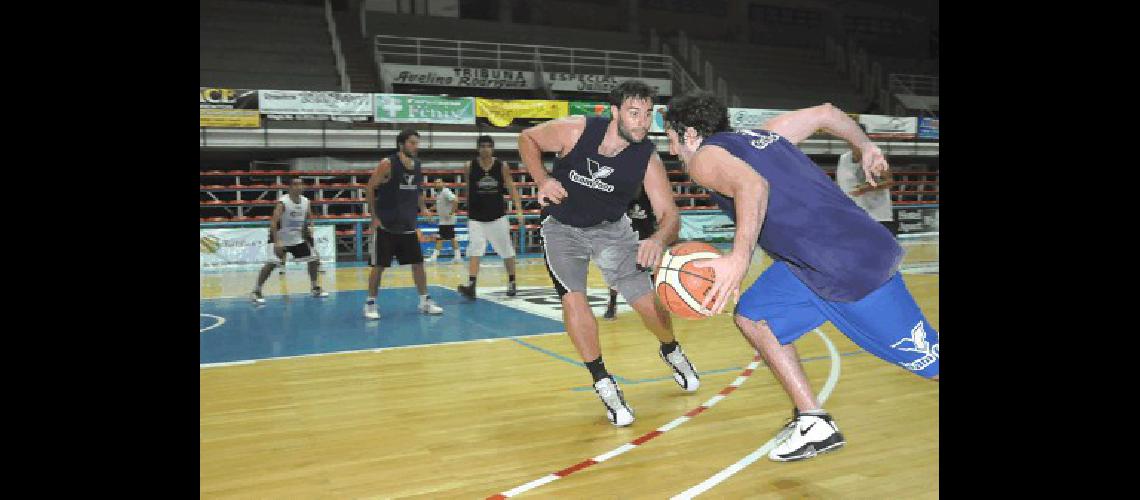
left=800, top=422, right=817, bottom=436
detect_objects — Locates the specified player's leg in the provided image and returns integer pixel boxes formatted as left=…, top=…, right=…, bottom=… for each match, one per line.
left=459, top=220, right=487, bottom=298
left=594, top=218, right=699, bottom=391
left=483, top=216, right=519, bottom=296
left=734, top=261, right=845, bottom=462
left=542, top=217, right=633, bottom=426
left=814, top=272, right=939, bottom=380
left=251, top=245, right=286, bottom=304
left=396, top=231, right=442, bottom=314
left=364, top=230, right=391, bottom=319
left=286, top=242, right=327, bottom=298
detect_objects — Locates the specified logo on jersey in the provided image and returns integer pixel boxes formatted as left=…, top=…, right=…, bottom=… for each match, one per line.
left=629, top=203, right=647, bottom=219
left=568, top=158, right=615, bottom=192
left=891, top=321, right=939, bottom=372
left=400, top=174, right=418, bottom=190
left=477, top=173, right=500, bottom=194
left=739, top=129, right=781, bottom=151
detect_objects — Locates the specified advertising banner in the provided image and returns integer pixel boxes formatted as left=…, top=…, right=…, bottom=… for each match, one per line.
left=476, top=98, right=569, bottom=127
left=374, top=93, right=476, bottom=124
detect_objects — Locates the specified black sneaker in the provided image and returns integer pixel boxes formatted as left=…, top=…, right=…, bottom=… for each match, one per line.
left=457, top=283, right=476, bottom=299
left=507, top=282, right=517, bottom=297
left=311, top=287, right=329, bottom=298
left=603, top=301, right=617, bottom=320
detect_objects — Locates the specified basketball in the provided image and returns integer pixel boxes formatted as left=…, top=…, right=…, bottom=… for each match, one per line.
left=654, top=241, right=721, bottom=319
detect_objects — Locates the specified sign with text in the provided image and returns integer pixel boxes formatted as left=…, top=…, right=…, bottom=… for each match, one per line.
left=373, top=94, right=476, bottom=124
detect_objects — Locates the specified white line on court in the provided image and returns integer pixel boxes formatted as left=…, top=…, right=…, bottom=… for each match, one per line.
left=671, top=328, right=841, bottom=500
left=198, top=330, right=567, bottom=369
left=199, top=314, right=226, bottom=333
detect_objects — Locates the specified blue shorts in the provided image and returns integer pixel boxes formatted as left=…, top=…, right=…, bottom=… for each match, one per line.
left=735, top=261, right=939, bottom=378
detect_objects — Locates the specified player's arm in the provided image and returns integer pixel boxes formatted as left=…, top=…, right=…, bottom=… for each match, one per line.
left=687, top=145, right=770, bottom=315
left=269, top=201, right=285, bottom=248
left=763, top=103, right=890, bottom=186
left=518, top=115, right=585, bottom=205
left=501, top=160, right=525, bottom=218
left=638, top=151, right=679, bottom=269
left=365, top=158, right=392, bottom=225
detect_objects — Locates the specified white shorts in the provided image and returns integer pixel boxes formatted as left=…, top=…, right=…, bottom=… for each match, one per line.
left=467, top=216, right=516, bottom=258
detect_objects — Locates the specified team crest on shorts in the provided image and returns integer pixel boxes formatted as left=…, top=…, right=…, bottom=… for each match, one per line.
left=890, top=321, right=939, bottom=372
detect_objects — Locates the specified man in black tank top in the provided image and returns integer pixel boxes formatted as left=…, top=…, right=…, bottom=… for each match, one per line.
left=362, top=129, right=444, bottom=319
left=518, top=80, right=700, bottom=427
left=456, top=135, right=525, bottom=299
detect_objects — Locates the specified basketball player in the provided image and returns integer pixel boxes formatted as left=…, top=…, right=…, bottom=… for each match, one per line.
left=603, top=186, right=656, bottom=320
left=519, top=80, right=698, bottom=427
left=427, top=178, right=462, bottom=262
left=363, top=129, right=444, bottom=319
left=836, top=149, right=898, bottom=236
left=250, top=177, right=328, bottom=303
left=457, top=135, right=525, bottom=298
left=664, top=91, right=939, bottom=462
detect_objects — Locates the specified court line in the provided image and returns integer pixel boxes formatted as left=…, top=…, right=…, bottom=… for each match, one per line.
left=509, top=338, right=635, bottom=384
left=485, top=330, right=844, bottom=500
left=200, top=314, right=226, bottom=333
left=671, top=329, right=842, bottom=499
left=199, top=330, right=568, bottom=369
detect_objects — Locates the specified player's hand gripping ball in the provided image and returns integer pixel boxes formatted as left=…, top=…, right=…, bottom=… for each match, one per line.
left=654, top=241, right=721, bottom=319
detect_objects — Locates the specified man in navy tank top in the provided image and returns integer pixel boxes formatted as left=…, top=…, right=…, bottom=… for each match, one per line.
left=518, top=81, right=700, bottom=427
left=362, top=129, right=445, bottom=319
left=664, top=91, right=938, bottom=462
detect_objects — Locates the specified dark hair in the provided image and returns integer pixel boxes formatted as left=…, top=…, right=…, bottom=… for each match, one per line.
left=608, top=80, right=656, bottom=108
left=665, top=91, right=730, bottom=139
left=396, top=128, right=420, bottom=146
left=477, top=135, right=494, bottom=147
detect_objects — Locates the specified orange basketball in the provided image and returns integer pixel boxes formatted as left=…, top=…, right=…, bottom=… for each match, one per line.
left=654, top=241, right=721, bottom=319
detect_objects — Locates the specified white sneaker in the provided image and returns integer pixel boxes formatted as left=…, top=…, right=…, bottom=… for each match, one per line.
left=660, top=345, right=700, bottom=392
left=363, top=301, right=380, bottom=319
left=768, top=410, right=845, bottom=462
left=419, top=297, right=443, bottom=315
left=311, top=287, right=329, bottom=298
left=250, top=291, right=266, bottom=304
left=426, top=249, right=439, bottom=262
left=593, top=376, right=635, bottom=427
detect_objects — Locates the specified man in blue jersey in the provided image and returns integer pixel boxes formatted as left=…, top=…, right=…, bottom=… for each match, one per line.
left=664, top=91, right=939, bottom=462
left=519, top=81, right=699, bottom=427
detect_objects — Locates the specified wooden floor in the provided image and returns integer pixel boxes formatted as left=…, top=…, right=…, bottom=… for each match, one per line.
left=201, top=243, right=938, bottom=498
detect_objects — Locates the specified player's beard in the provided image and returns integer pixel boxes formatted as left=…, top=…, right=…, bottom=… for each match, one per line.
left=402, top=146, right=417, bottom=158
left=617, top=116, right=646, bottom=144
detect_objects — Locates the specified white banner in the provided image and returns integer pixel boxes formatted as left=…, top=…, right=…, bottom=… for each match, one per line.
left=258, top=90, right=374, bottom=118
left=858, top=114, right=918, bottom=139
left=679, top=212, right=736, bottom=242
left=382, top=64, right=535, bottom=89
left=200, top=226, right=336, bottom=269
left=728, top=108, right=788, bottom=130
left=546, top=73, right=673, bottom=96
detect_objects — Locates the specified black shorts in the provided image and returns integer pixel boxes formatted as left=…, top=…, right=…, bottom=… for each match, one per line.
left=371, top=227, right=424, bottom=267
left=631, top=221, right=654, bottom=241
left=267, top=235, right=314, bottom=260
left=437, top=224, right=456, bottom=240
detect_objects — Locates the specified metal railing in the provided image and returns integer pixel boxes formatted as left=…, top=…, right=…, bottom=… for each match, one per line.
left=324, top=0, right=350, bottom=92
left=375, top=35, right=672, bottom=80
left=889, top=74, right=939, bottom=96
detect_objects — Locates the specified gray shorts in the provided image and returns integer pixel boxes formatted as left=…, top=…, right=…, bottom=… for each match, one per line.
left=540, top=214, right=653, bottom=303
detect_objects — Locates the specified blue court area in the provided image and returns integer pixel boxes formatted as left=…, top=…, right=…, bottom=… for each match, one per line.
left=200, top=285, right=566, bottom=365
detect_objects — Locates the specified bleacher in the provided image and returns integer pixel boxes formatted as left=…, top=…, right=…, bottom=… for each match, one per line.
left=691, top=40, right=869, bottom=111
left=200, top=0, right=340, bottom=90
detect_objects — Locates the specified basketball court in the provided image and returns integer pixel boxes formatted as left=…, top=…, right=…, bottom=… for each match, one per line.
left=200, top=236, right=937, bottom=498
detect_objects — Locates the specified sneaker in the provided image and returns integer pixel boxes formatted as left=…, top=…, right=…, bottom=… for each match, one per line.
left=457, top=283, right=476, bottom=300
left=660, top=344, right=700, bottom=392
left=363, top=301, right=380, bottom=320
left=507, top=281, right=517, bottom=297
left=250, top=290, right=266, bottom=304
left=768, top=410, right=845, bottom=462
left=593, top=376, right=634, bottom=427
left=419, top=297, right=444, bottom=315
left=311, top=287, right=329, bottom=298
left=425, top=251, right=437, bottom=262
left=602, top=301, right=617, bottom=320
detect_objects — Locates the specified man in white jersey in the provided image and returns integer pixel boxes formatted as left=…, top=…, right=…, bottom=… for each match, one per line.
left=835, top=150, right=898, bottom=236
left=426, top=178, right=462, bottom=262
left=250, top=177, right=329, bottom=303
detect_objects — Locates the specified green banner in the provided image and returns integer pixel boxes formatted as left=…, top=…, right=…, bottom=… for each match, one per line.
left=374, top=94, right=476, bottom=124
left=568, top=101, right=611, bottom=118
